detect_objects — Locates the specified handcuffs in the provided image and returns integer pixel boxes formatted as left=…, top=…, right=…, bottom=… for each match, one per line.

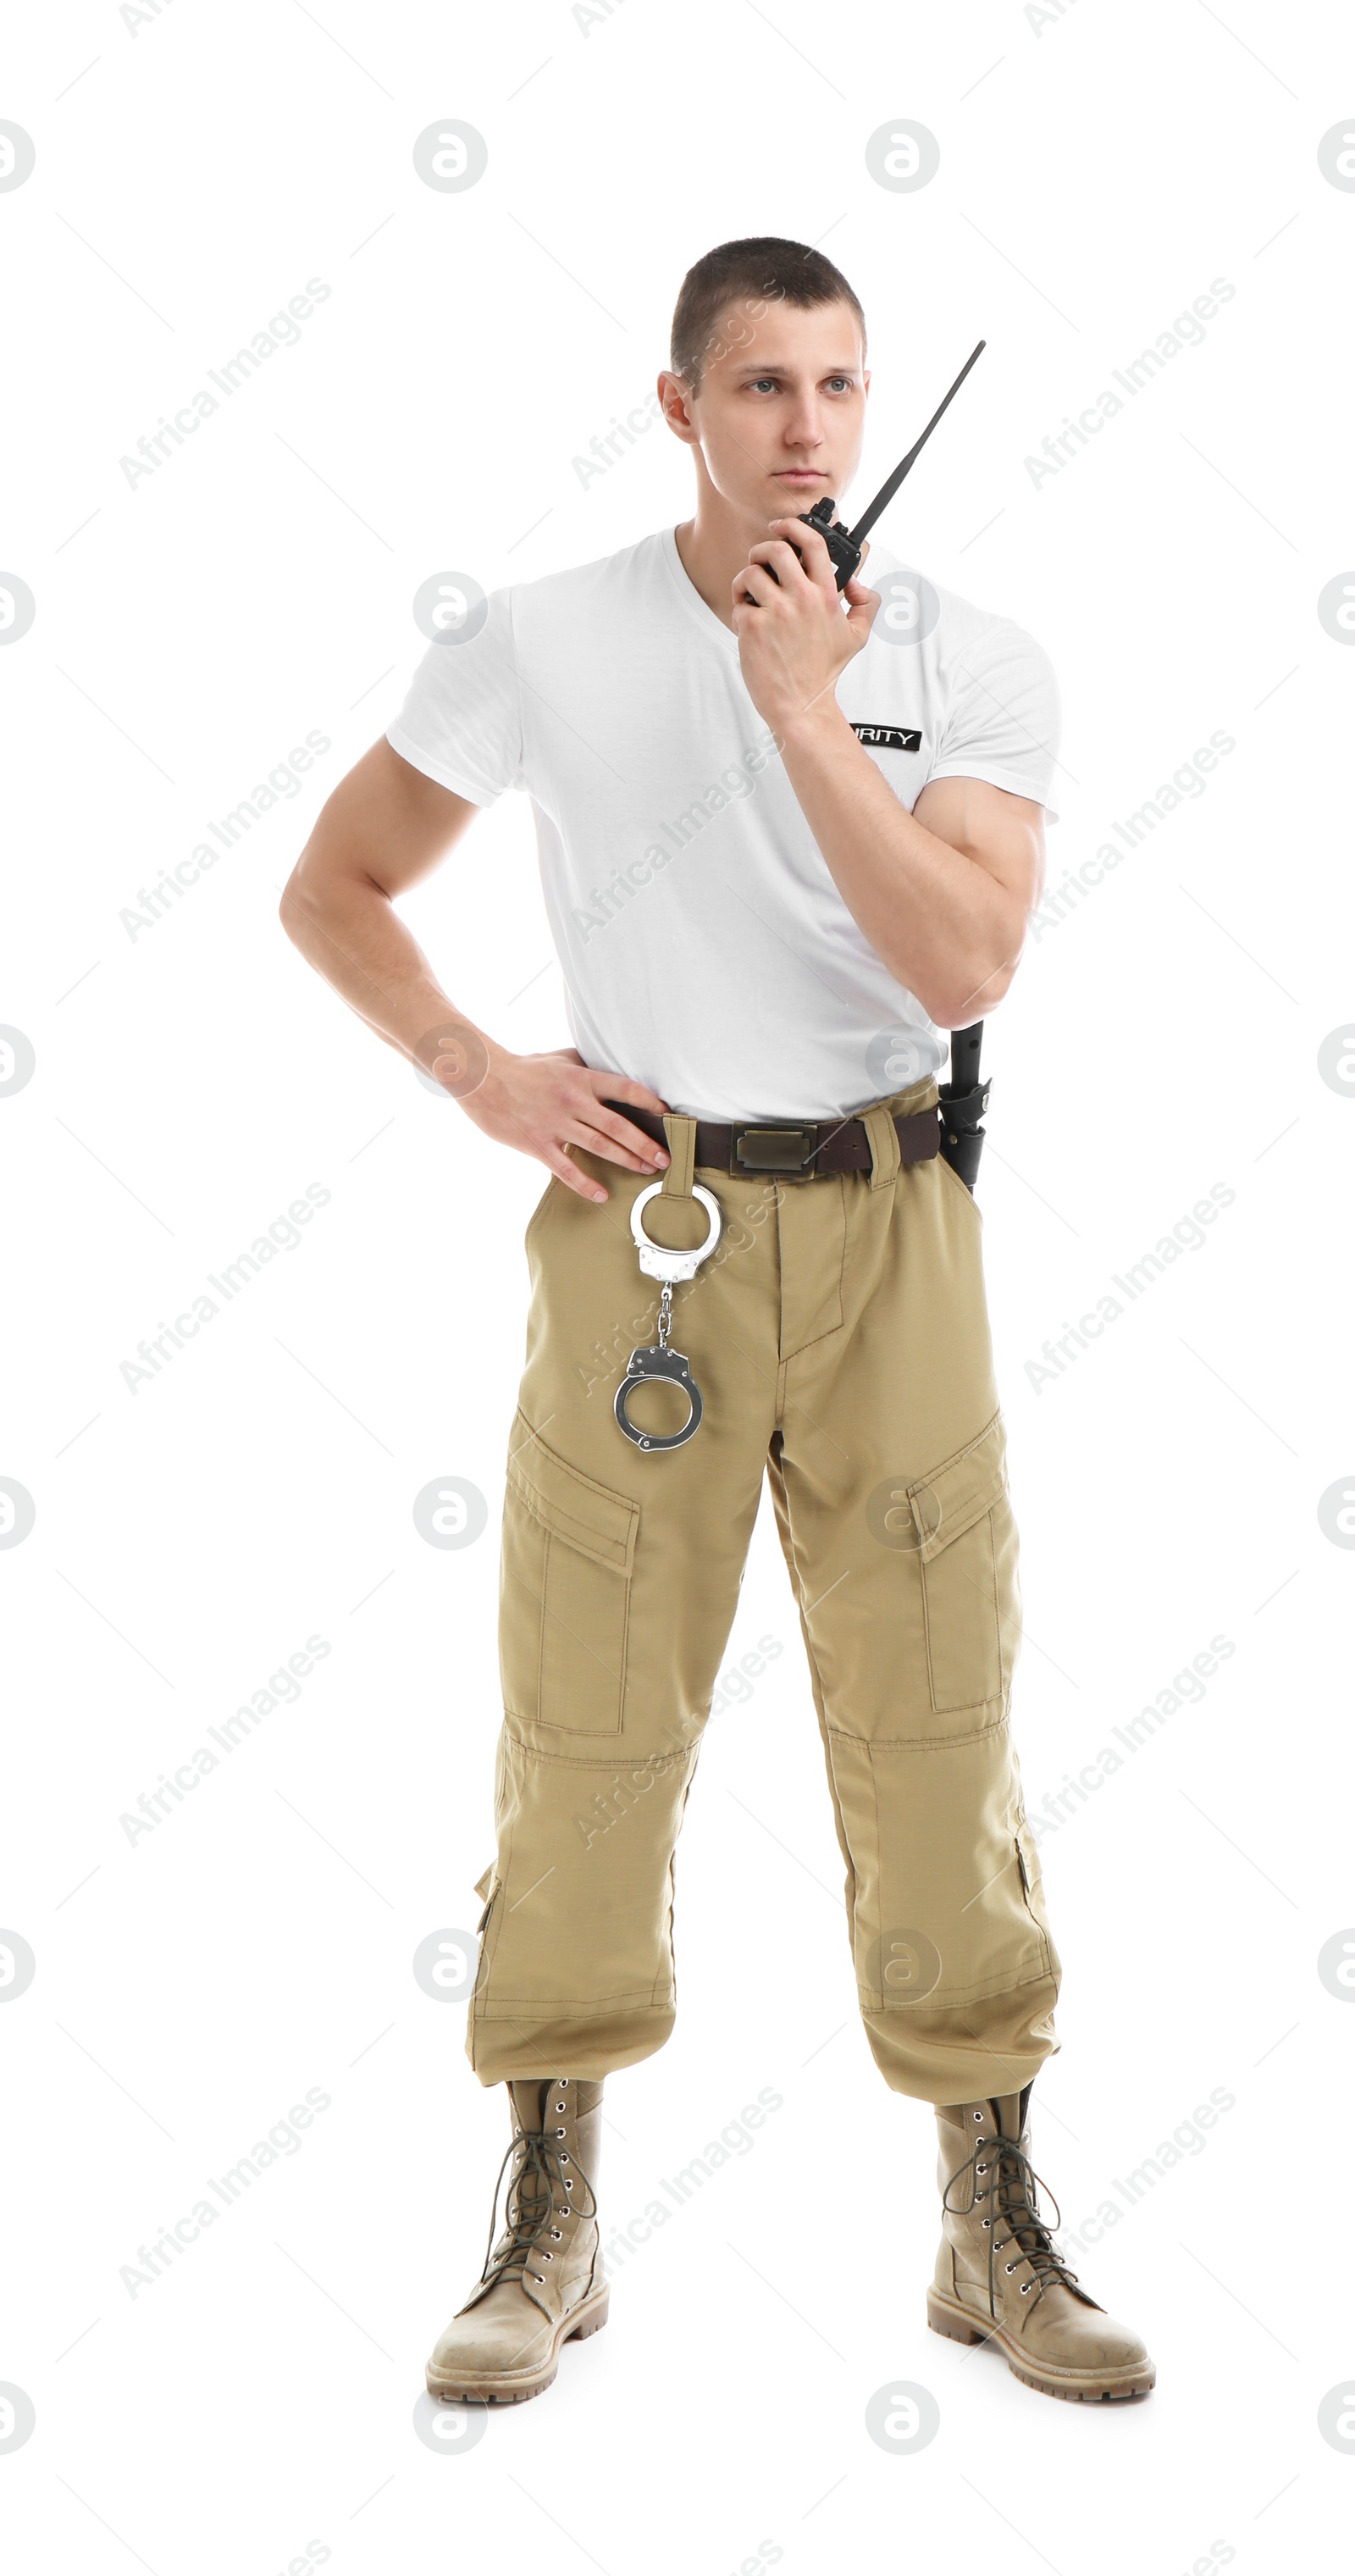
left=614, top=1182, right=722, bottom=1453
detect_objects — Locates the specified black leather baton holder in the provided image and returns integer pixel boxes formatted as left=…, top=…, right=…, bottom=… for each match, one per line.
left=937, top=1021, right=990, bottom=1194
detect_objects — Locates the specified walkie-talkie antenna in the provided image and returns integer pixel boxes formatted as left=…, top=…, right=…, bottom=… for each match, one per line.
left=846, top=339, right=987, bottom=547
left=752, top=337, right=988, bottom=598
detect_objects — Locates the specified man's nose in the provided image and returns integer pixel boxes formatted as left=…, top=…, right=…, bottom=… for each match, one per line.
left=783, top=404, right=825, bottom=451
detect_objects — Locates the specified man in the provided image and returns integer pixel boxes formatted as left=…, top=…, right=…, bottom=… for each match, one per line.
left=280, top=237, right=1153, bottom=2407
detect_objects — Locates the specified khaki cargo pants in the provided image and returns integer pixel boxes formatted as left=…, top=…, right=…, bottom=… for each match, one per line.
left=467, top=1073, right=1061, bottom=2106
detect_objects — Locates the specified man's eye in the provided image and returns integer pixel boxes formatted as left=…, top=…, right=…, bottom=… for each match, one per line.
left=749, top=377, right=777, bottom=392
left=827, top=377, right=853, bottom=392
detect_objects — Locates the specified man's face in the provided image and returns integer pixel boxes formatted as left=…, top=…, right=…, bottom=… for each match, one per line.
left=665, top=296, right=869, bottom=526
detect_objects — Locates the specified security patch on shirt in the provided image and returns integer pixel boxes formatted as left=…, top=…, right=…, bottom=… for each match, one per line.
left=850, top=722, right=922, bottom=752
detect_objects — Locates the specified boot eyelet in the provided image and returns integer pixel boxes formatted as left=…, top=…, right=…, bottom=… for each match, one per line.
left=976, top=2163, right=987, bottom=2174
left=555, top=2128, right=566, bottom=2138
left=1004, top=2263, right=1015, bottom=2274
left=565, top=2179, right=573, bottom=2190
left=1020, top=2281, right=1031, bottom=2294
left=542, top=2252, right=553, bottom=2260
left=981, top=2219, right=990, bottom=2229
left=550, top=2229, right=562, bottom=2240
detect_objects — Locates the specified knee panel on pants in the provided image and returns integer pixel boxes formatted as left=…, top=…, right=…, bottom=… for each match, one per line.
left=472, top=1726, right=698, bottom=2020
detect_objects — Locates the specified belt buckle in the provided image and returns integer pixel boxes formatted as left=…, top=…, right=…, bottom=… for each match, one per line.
left=729, top=1122, right=818, bottom=1177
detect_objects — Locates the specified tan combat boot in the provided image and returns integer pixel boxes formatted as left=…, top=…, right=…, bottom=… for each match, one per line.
left=928, top=2086, right=1155, bottom=2401
left=425, top=2075, right=608, bottom=2404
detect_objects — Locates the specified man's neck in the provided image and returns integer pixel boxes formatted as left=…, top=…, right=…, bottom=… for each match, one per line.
left=673, top=498, right=791, bottom=634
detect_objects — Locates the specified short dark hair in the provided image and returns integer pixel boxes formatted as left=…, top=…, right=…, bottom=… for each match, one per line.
left=669, top=235, right=866, bottom=395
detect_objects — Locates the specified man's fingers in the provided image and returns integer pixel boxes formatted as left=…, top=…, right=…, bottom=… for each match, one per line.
left=581, top=1069, right=670, bottom=1118
left=734, top=562, right=780, bottom=607
left=766, top=518, right=837, bottom=591
left=575, top=1108, right=667, bottom=1171
left=843, top=586, right=882, bottom=645
left=748, top=536, right=809, bottom=584
left=576, top=1072, right=670, bottom=1162
left=543, top=1144, right=607, bottom=1205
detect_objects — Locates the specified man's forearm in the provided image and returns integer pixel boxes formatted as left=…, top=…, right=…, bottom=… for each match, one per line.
left=777, top=699, right=1025, bottom=1022
left=279, top=865, right=486, bottom=1072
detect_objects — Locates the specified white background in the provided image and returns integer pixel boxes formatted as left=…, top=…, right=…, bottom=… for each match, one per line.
left=3, top=0, right=1353, bottom=2568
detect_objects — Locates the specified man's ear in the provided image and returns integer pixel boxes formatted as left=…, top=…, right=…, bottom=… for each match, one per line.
left=657, top=372, right=700, bottom=446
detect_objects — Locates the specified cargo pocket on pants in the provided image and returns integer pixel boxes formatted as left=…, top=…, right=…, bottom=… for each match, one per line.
left=906, top=1411, right=1019, bottom=1716
left=500, top=1409, right=639, bottom=1734
left=1015, top=1816, right=1054, bottom=1955
left=469, top=1864, right=500, bottom=1997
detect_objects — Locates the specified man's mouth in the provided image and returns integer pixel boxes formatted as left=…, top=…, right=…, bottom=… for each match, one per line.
left=774, top=468, right=827, bottom=483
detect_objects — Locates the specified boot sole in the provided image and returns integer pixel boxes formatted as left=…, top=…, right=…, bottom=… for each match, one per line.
left=926, top=2290, right=1155, bottom=2401
left=426, top=2285, right=610, bottom=2406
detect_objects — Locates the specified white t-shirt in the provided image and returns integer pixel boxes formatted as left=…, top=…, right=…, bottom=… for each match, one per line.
left=386, top=529, right=1059, bottom=1120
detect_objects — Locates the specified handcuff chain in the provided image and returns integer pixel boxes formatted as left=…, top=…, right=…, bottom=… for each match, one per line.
left=615, top=1182, right=722, bottom=1454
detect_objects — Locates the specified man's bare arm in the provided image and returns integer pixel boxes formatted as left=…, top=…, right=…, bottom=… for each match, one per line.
left=732, top=520, right=1047, bottom=1022
left=279, top=738, right=670, bottom=1202
left=778, top=716, right=1046, bottom=1023
left=279, top=737, right=479, bottom=1050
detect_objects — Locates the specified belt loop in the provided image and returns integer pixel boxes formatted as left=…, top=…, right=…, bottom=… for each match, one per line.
left=860, top=1103, right=902, bottom=1190
left=661, top=1113, right=697, bottom=1199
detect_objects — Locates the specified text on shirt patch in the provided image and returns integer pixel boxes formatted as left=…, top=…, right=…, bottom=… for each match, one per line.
left=850, top=723, right=922, bottom=752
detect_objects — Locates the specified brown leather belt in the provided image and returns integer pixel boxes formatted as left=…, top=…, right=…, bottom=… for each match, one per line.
left=600, top=1099, right=941, bottom=1180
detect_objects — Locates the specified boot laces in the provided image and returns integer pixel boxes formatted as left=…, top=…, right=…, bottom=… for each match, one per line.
left=943, top=2121, right=1081, bottom=2318
left=479, top=2111, right=599, bottom=2295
